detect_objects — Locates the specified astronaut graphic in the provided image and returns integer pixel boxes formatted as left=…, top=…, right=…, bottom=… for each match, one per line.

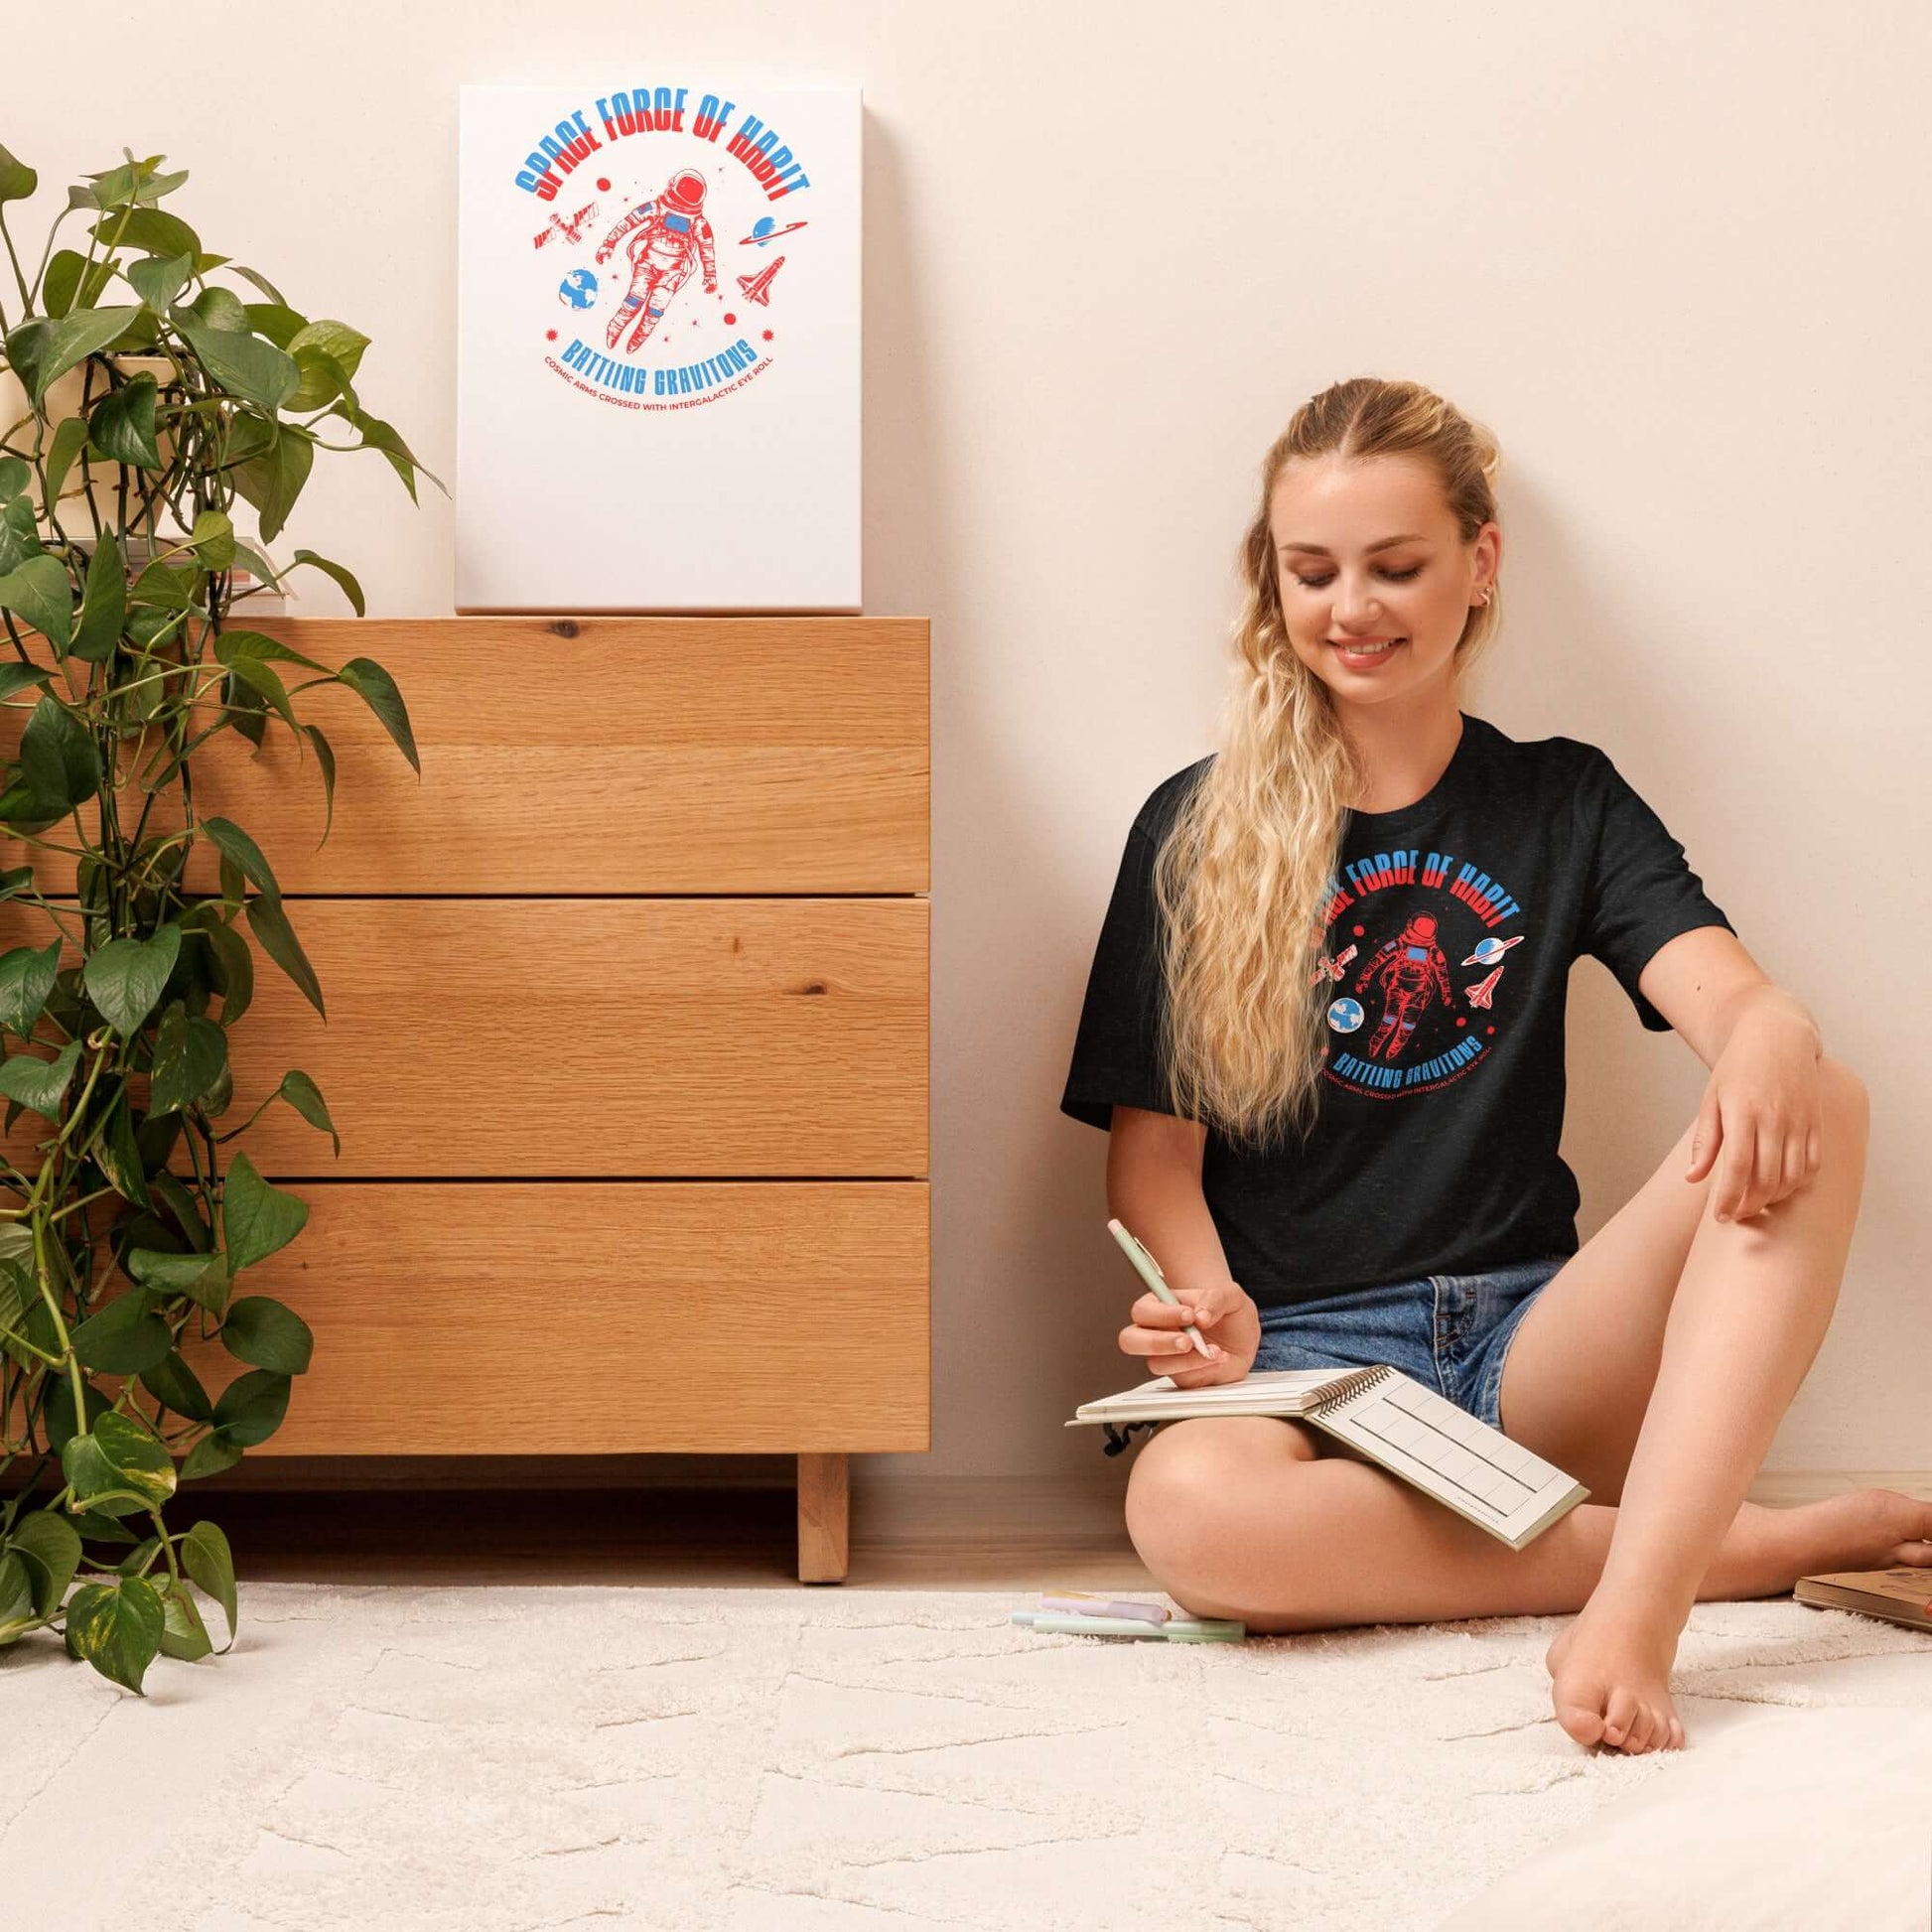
left=1350, top=911, right=1455, bottom=1061
left=594, top=169, right=719, bottom=353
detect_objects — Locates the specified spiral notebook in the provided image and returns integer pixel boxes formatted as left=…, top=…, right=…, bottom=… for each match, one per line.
left=1067, top=1364, right=1588, bottom=1551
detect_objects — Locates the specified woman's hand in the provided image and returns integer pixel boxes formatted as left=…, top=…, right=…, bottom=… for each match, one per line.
left=1118, top=1281, right=1262, bottom=1389
left=1686, top=1007, right=1826, bottom=1222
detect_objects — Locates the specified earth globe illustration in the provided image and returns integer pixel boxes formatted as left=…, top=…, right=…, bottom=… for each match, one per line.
left=558, top=267, right=599, bottom=310
left=1326, top=997, right=1365, bottom=1034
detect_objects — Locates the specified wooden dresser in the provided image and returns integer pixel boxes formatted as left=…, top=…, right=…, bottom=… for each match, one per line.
left=8, top=617, right=930, bottom=1583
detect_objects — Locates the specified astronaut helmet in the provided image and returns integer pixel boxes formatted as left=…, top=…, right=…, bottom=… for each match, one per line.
left=660, top=169, right=708, bottom=211
left=1397, top=912, right=1440, bottom=946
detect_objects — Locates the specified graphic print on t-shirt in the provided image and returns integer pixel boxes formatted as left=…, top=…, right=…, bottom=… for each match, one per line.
left=1311, top=844, right=1527, bottom=1099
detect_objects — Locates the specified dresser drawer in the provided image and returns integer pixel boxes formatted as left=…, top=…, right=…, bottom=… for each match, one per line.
left=1, top=616, right=929, bottom=895
left=173, top=1180, right=930, bottom=1454
left=0, top=893, right=923, bottom=1174
left=1, top=897, right=928, bottom=1178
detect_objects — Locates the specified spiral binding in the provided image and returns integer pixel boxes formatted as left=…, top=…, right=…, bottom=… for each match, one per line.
left=1096, top=1362, right=1396, bottom=1455
left=1310, top=1363, right=1396, bottom=1409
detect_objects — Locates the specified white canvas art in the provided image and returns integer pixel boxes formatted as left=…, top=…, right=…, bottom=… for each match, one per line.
left=455, top=81, right=861, bottom=613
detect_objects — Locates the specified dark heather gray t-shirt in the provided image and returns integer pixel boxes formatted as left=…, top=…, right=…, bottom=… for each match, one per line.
left=1058, top=711, right=1734, bottom=1309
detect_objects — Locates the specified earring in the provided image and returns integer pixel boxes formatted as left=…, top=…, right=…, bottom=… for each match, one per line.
left=1478, top=587, right=1493, bottom=605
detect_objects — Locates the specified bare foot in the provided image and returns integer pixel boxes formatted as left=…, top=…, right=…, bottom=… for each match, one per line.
left=1769, top=1487, right=1932, bottom=1583
left=1543, top=1491, right=1932, bottom=1758
left=1545, top=1596, right=1685, bottom=1755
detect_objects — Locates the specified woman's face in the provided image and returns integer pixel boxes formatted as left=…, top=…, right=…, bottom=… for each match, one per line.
left=1268, top=453, right=1499, bottom=709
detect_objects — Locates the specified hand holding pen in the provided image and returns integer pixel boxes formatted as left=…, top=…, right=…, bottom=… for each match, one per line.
left=1107, top=1216, right=1258, bottom=1388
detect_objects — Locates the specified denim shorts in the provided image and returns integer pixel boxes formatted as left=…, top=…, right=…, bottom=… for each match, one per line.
left=1249, top=1254, right=1571, bottom=1433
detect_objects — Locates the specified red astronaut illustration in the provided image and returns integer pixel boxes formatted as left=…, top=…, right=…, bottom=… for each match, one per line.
left=595, top=169, right=719, bottom=353
left=1351, top=912, right=1454, bottom=1060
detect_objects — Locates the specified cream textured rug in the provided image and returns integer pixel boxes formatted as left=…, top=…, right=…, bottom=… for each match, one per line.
left=4, top=1583, right=1930, bottom=1931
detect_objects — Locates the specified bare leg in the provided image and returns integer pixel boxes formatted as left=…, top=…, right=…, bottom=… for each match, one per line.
left=1125, top=1416, right=1932, bottom=1640
left=1540, top=1057, right=1872, bottom=1752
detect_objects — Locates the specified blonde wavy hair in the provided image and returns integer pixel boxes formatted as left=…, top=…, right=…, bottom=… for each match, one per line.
left=1150, top=376, right=1504, bottom=1152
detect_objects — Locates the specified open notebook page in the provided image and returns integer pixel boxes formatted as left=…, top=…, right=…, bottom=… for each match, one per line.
left=1315, top=1371, right=1586, bottom=1549
left=1068, top=1368, right=1369, bottom=1422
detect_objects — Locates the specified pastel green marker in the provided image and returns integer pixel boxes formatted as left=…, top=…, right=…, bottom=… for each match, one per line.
left=1011, top=1610, right=1245, bottom=1642
left=1108, top=1216, right=1213, bottom=1360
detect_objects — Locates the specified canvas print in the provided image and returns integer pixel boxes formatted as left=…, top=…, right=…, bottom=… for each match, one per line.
left=456, top=81, right=861, bottom=612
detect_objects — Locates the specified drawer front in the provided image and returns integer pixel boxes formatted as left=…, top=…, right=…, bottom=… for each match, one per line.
left=0, top=897, right=929, bottom=1177
left=0, top=617, right=927, bottom=896
left=173, top=1180, right=930, bottom=1454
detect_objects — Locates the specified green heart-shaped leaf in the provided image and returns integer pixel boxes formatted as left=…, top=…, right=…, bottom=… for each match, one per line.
left=179, top=1428, right=244, bottom=1481
left=0, top=1550, right=37, bottom=1643
left=69, top=1288, right=171, bottom=1374
left=170, top=310, right=297, bottom=412
left=220, top=1295, right=314, bottom=1375
left=69, top=532, right=128, bottom=664
left=64, top=1575, right=165, bottom=1693
left=156, top=1578, right=212, bottom=1661
left=220, top=1152, right=309, bottom=1272
left=138, top=1348, right=213, bottom=1424
left=181, top=1519, right=236, bottom=1645
left=0, top=1038, right=81, bottom=1118
left=82, top=923, right=182, bottom=1035
left=336, top=657, right=419, bottom=773
left=61, top=1412, right=177, bottom=1513
left=19, top=692, right=97, bottom=805
left=148, top=1003, right=228, bottom=1116
left=0, top=556, right=75, bottom=653
left=0, top=937, right=64, bottom=1036
left=125, top=251, right=193, bottom=311
left=277, top=1070, right=340, bottom=1157
left=7, top=305, right=143, bottom=406
left=197, top=817, right=281, bottom=902
left=209, top=1367, right=289, bottom=1449
left=88, top=373, right=160, bottom=469
left=7, top=1508, right=81, bottom=1619
left=244, top=895, right=324, bottom=1018
left=42, top=414, right=91, bottom=514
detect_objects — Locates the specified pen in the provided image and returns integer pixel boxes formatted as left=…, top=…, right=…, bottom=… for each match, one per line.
left=1107, top=1216, right=1213, bottom=1359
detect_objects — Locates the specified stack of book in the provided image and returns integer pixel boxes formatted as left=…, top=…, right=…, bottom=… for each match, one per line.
left=1794, top=1568, right=1932, bottom=1632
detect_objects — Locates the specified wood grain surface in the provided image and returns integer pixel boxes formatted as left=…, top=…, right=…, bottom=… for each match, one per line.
left=144, top=1179, right=928, bottom=1454
left=0, top=615, right=929, bottom=894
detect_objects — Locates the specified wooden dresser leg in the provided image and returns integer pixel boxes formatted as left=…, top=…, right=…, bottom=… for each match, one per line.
left=797, top=1452, right=849, bottom=1583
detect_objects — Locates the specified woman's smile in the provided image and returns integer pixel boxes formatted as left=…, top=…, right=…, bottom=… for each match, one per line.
left=1330, top=635, right=1408, bottom=668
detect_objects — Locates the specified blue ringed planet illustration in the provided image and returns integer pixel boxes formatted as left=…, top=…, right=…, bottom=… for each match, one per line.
left=739, top=215, right=809, bottom=245
left=1460, top=934, right=1525, bottom=967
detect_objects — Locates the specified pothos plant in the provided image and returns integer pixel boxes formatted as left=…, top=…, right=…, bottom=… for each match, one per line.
left=0, top=144, right=441, bottom=1693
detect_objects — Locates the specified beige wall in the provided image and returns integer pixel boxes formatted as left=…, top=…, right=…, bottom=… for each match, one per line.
left=9, top=0, right=1925, bottom=1498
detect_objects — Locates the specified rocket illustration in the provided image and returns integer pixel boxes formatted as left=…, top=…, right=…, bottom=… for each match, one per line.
left=1463, top=965, right=1504, bottom=1009
left=736, top=255, right=786, bottom=305
left=1461, top=934, right=1525, bottom=967
left=1309, top=942, right=1358, bottom=987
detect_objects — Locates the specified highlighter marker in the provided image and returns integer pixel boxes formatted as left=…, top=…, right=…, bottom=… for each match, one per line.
left=1012, top=1609, right=1245, bottom=1642
left=1038, top=1592, right=1170, bottom=1624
